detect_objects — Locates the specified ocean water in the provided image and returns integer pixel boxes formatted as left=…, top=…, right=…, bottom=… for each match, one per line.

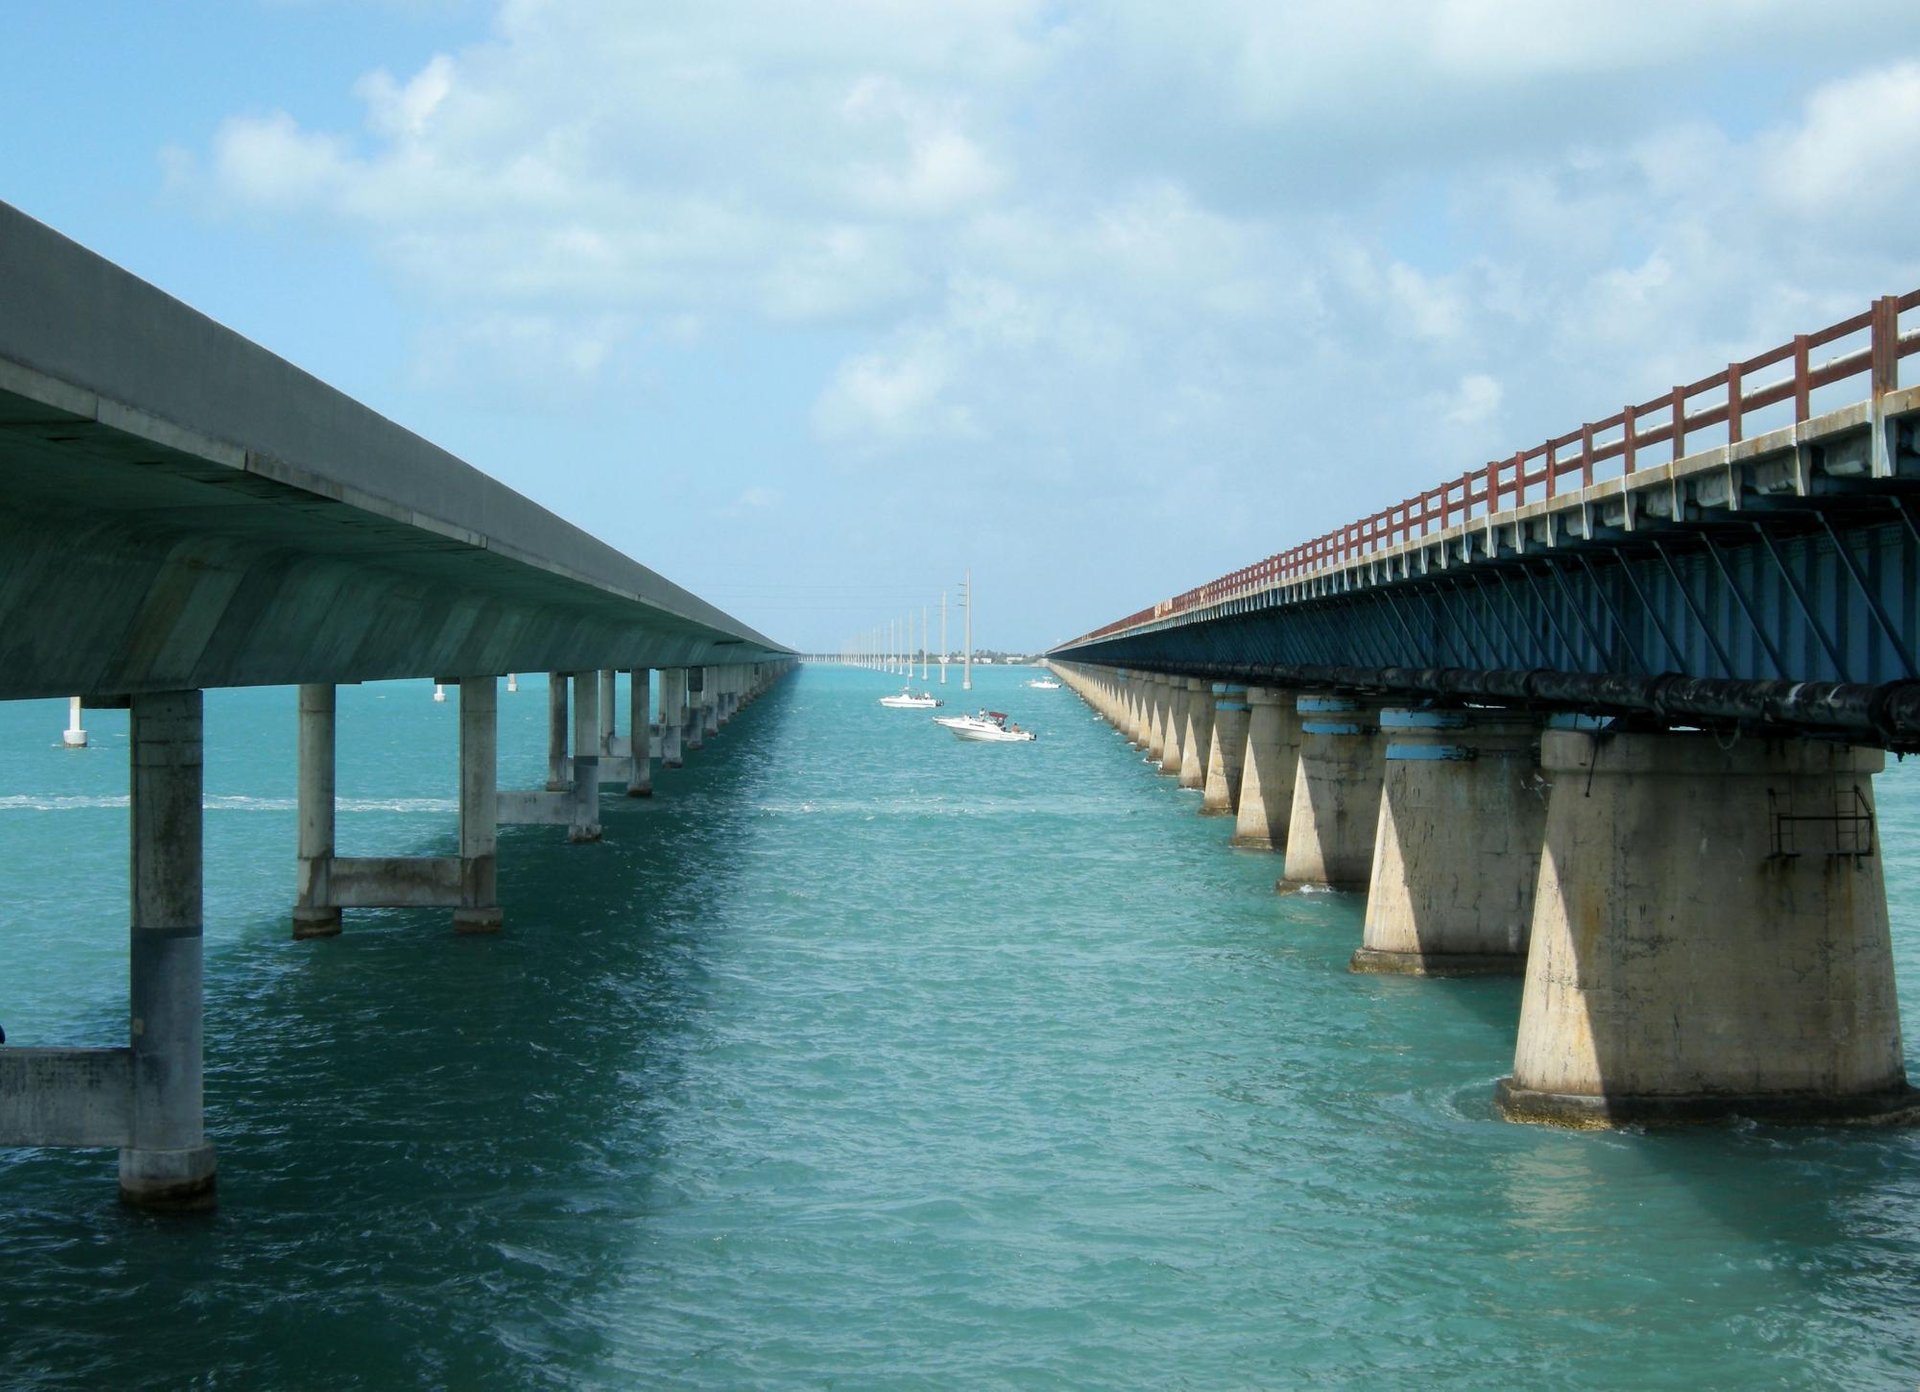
left=4, top=666, right=1920, bottom=1389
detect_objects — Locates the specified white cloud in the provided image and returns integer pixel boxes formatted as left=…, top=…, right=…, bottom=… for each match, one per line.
left=178, top=2, right=1920, bottom=559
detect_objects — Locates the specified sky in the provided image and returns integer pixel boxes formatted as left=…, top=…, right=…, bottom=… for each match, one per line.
left=5, top=1, right=1920, bottom=654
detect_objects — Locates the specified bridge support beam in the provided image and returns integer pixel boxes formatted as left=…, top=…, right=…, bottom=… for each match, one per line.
left=1158, top=678, right=1189, bottom=776
left=1231, top=686, right=1301, bottom=850
left=123, top=690, right=216, bottom=1209
left=0, top=691, right=217, bottom=1209
left=1498, top=729, right=1917, bottom=1127
left=627, top=668, right=653, bottom=797
left=294, top=679, right=504, bottom=936
left=1179, top=677, right=1214, bottom=791
left=686, top=668, right=707, bottom=752
left=1353, top=709, right=1544, bottom=976
left=1280, top=694, right=1384, bottom=890
left=660, top=668, right=687, bottom=768
left=1201, top=684, right=1249, bottom=816
left=499, top=672, right=600, bottom=843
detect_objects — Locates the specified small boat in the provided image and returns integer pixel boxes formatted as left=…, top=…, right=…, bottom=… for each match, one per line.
left=935, top=709, right=1036, bottom=742
left=1025, top=677, right=1061, bottom=689
left=880, top=687, right=944, bottom=709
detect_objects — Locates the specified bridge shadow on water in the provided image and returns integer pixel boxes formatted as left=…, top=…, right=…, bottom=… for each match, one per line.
left=0, top=682, right=797, bottom=1391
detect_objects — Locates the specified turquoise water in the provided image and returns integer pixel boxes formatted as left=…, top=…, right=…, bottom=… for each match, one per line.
left=6, top=666, right=1920, bottom=1389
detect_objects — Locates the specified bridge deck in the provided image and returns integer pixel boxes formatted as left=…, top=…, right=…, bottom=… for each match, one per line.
left=0, top=201, right=787, bottom=701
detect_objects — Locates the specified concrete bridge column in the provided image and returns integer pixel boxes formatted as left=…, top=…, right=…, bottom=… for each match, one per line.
left=1498, top=729, right=1916, bottom=1127
left=1142, top=676, right=1167, bottom=761
left=454, top=677, right=502, bottom=934
left=702, top=668, right=723, bottom=738
left=123, top=689, right=217, bottom=1210
left=1201, top=685, right=1250, bottom=816
left=1130, top=673, right=1154, bottom=748
left=1179, top=677, right=1214, bottom=791
left=1231, top=686, right=1301, bottom=851
left=1353, top=709, right=1544, bottom=976
left=1280, top=694, right=1385, bottom=891
left=1158, top=679, right=1190, bottom=776
left=660, top=668, right=687, bottom=768
left=546, top=672, right=570, bottom=791
left=627, top=668, right=653, bottom=797
left=293, top=683, right=342, bottom=939
left=598, top=670, right=618, bottom=756
left=570, top=672, right=602, bottom=843
left=686, top=669, right=707, bottom=752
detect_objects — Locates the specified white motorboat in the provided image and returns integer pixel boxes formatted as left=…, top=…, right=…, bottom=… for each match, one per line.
left=880, top=687, right=944, bottom=709
left=1025, top=678, right=1061, bottom=689
left=935, top=709, right=1036, bottom=742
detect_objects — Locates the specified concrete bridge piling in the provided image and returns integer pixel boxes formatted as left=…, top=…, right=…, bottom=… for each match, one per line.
left=1051, top=655, right=1917, bottom=1130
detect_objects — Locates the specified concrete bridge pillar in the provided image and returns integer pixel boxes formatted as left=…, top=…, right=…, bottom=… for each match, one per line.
left=1158, top=679, right=1190, bottom=777
left=1144, top=676, right=1170, bottom=762
left=1231, top=686, right=1301, bottom=851
left=1179, top=677, right=1214, bottom=791
left=1498, top=729, right=1916, bottom=1127
left=660, top=668, right=687, bottom=768
left=597, top=670, right=618, bottom=756
left=453, top=677, right=502, bottom=934
left=569, top=672, right=602, bottom=843
left=695, top=664, right=718, bottom=748
left=1201, top=685, right=1250, bottom=816
left=294, top=683, right=342, bottom=939
left=546, top=672, right=570, bottom=791
left=123, top=689, right=216, bottom=1210
left=1280, top=694, right=1385, bottom=890
left=1353, top=709, right=1545, bottom=976
left=702, top=668, right=723, bottom=739
left=296, top=679, right=507, bottom=934
left=627, top=668, right=653, bottom=797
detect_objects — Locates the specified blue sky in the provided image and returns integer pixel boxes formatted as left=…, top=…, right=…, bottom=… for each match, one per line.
left=6, top=1, right=1920, bottom=653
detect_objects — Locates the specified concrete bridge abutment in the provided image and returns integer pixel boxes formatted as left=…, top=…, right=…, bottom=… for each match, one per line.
left=1497, top=729, right=1918, bottom=1127
left=1352, top=708, right=1545, bottom=977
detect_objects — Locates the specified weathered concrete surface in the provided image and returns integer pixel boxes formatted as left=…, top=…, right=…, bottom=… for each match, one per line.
left=1200, top=685, right=1249, bottom=815
left=1231, top=686, right=1299, bottom=850
left=0, top=201, right=790, bottom=700
left=1353, top=709, right=1544, bottom=976
left=1499, top=730, right=1918, bottom=1126
left=1279, top=694, right=1383, bottom=888
left=1178, top=677, right=1213, bottom=791
left=1158, top=679, right=1189, bottom=776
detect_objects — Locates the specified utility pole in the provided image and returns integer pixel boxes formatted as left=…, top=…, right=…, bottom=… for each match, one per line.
left=963, top=570, right=973, bottom=693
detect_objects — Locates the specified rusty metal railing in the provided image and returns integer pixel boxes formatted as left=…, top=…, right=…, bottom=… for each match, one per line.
left=1064, top=290, right=1920, bottom=649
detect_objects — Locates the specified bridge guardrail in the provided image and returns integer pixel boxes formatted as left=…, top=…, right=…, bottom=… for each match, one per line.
left=1069, top=290, right=1920, bottom=646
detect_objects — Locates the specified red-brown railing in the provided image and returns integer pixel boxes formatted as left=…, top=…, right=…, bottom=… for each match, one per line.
left=1066, top=291, right=1920, bottom=648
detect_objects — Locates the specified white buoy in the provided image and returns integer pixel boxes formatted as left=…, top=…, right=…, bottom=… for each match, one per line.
left=62, top=696, right=87, bottom=748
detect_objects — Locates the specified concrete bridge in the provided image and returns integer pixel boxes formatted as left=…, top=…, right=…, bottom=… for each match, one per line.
left=0, top=202, right=795, bottom=1209
left=1051, top=290, right=1920, bottom=1131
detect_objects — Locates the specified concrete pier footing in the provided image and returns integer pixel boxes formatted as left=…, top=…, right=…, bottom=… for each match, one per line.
left=1178, top=677, right=1213, bottom=791
left=1231, top=686, right=1300, bottom=850
left=1497, top=729, right=1919, bottom=1127
left=1280, top=694, right=1384, bottom=890
left=1352, top=709, right=1544, bottom=976
left=1200, top=685, right=1249, bottom=815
